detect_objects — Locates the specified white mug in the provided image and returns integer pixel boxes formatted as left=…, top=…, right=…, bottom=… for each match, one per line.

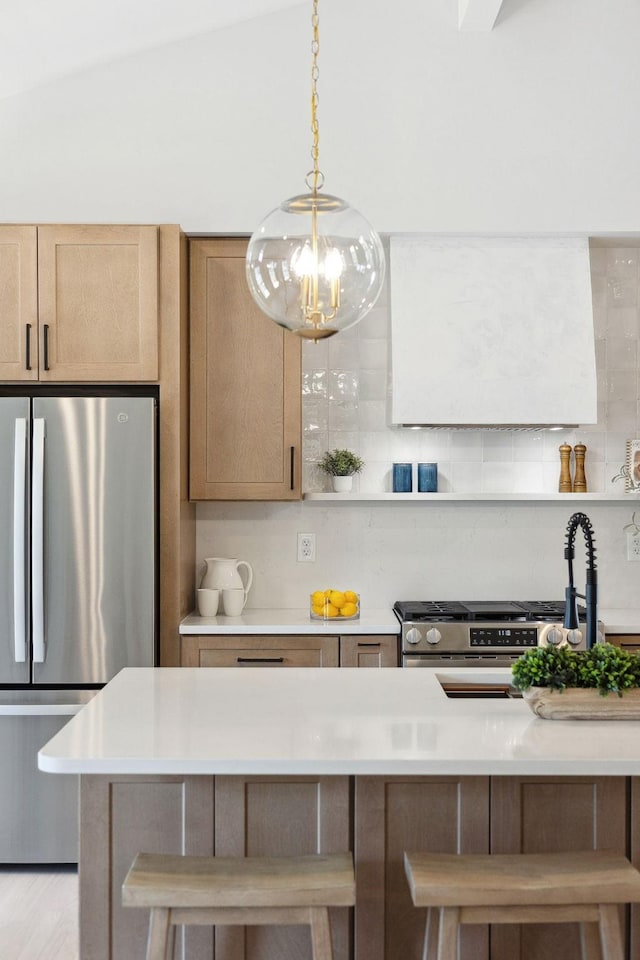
left=222, top=587, right=247, bottom=617
left=197, top=588, right=219, bottom=617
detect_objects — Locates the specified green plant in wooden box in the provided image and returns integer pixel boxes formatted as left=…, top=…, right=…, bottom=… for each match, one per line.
left=512, top=643, right=640, bottom=698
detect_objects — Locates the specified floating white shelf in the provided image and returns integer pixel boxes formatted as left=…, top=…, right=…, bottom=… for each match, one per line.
left=303, top=492, right=638, bottom=502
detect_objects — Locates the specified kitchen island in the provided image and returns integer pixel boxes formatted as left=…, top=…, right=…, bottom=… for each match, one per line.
left=40, top=667, right=640, bottom=960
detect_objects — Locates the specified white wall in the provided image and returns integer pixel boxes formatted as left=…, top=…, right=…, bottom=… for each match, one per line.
left=1, top=0, right=640, bottom=232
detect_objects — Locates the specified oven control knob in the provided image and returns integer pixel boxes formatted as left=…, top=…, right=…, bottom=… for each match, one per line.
left=545, top=626, right=565, bottom=647
left=566, top=629, right=584, bottom=647
left=405, top=628, right=422, bottom=646
left=425, top=627, right=442, bottom=646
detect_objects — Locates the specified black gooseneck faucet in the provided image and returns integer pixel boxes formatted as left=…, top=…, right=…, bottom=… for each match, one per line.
left=564, top=512, right=598, bottom=649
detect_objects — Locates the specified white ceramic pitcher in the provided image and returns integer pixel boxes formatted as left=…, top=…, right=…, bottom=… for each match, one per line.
left=201, top=558, right=253, bottom=603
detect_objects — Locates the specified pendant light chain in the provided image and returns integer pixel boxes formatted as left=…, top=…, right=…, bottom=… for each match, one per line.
left=308, top=0, right=324, bottom=193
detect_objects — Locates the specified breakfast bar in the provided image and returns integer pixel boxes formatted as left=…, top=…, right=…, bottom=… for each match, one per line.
left=39, top=667, right=640, bottom=960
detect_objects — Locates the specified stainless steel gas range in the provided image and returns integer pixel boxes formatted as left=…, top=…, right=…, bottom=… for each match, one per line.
left=394, top=600, right=604, bottom=668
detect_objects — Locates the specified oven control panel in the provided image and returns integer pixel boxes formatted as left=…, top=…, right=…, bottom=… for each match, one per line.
left=470, top=627, right=538, bottom=647
left=401, top=621, right=591, bottom=655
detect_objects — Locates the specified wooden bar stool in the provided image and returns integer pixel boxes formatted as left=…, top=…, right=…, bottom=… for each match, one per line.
left=404, top=850, right=640, bottom=960
left=122, top=851, right=355, bottom=960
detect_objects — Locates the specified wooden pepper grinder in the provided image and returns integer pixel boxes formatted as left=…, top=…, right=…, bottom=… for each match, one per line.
left=558, top=443, right=573, bottom=493
left=573, top=442, right=587, bottom=493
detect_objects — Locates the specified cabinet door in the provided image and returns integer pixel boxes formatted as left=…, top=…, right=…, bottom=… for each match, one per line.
left=215, top=775, right=351, bottom=960
left=355, top=776, right=490, bottom=960
left=37, top=224, right=159, bottom=381
left=340, top=635, right=399, bottom=667
left=189, top=238, right=301, bottom=500
left=490, top=776, right=628, bottom=960
left=181, top=634, right=339, bottom=667
left=607, top=634, right=640, bottom=654
left=80, top=774, right=215, bottom=960
left=0, top=225, right=38, bottom=381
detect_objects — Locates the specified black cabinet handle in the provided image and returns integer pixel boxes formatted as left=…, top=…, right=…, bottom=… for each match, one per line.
left=43, top=324, right=50, bottom=371
left=290, top=446, right=295, bottom=490
left=357, top=643, right=381, bottom=648
left=25, top=324, right=32, bottom=371
left=236, top=657, right=285, bottom=664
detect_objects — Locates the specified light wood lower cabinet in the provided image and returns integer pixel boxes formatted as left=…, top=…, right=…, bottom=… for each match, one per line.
left=340, top=635, right=399, bottom=667
left=181, top=635, right=340, bottom=667
left=181, top=634, right=398, bottom=668
left=607, top=633, right=640, bottom=654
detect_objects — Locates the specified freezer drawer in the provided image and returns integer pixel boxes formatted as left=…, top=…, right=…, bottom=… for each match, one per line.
left=0, top=691, right=94, bottom=863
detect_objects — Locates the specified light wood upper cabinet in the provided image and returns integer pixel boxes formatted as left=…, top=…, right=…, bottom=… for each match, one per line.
left=189, top=238, right=302, bottom=500
left=0, top=223, right=159, bottom=382
left=0, top=226, right=38, bottom=380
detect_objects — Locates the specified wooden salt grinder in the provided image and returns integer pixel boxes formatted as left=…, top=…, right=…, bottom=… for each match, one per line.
left=559, top=443, right=573, bottom=493
left=573, top=442, right=587, bottom=493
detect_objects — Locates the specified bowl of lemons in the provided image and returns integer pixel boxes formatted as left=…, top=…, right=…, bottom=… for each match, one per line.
left=310, top=589, right=360, bottom=620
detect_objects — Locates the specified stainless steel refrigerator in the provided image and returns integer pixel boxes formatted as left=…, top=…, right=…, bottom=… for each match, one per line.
left=0, top=393, right=156, bottom=862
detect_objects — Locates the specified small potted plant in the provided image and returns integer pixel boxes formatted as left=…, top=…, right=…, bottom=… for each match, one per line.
left=512, top=643, right=640, bottom=719
left=319, top=448, right=365, bottom=492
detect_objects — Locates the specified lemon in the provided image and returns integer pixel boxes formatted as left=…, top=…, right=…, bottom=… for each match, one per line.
left=341, top=602, right=358, bottom=618
left=325, top=603, right=339, bottom=617
left=312, top=604, right=325, bottom=617
left=344, top=590, right=358, bottom=603
left=329, top=591, right=345, bottom=609
left=324, top=588, right=332, bottom=598
left=311, top=591, right=325, bottom=607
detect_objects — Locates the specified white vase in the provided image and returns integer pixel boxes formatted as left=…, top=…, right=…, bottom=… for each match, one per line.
left=332, top=475, right=353, bottom=493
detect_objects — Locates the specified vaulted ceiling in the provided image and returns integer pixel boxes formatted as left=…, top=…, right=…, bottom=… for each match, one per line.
left=1, top=0, right=506, bottom=100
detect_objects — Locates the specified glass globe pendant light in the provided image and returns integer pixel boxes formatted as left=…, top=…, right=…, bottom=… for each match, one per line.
left=246, top=0, right=385, bottom=343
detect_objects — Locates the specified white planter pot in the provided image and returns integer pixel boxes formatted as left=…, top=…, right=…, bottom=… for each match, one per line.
left=332, top=475, right=353, bottom=493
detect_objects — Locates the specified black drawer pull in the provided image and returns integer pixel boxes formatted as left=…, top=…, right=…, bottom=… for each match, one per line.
left=25, top=324, right=32, bottom=370
left=357, top=642, right=380, bottom=648
left=290, top=446, right=295, bottom=490
left=43, top=324, right=50, bottom=370
left=236, top=657, right=285, bottom=664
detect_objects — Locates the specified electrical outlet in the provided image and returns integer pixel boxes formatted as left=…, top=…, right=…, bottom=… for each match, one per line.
left=627, top=531, right=640, bottom=561
left=297, top=533, right=316, bottom=562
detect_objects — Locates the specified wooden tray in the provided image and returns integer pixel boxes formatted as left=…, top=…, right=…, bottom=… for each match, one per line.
left=523, top=687, right=640, bottom=720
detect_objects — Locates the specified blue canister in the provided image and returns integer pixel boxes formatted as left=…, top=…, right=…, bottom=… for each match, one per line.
left=393, top=463, right=413, bottom=493
left=418, top=462, right=438, bottom=493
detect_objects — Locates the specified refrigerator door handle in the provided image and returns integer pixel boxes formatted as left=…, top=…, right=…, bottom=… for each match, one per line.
left=32, top=417, right=46, bottom=663
left=13, top=418, right=27, bottom=663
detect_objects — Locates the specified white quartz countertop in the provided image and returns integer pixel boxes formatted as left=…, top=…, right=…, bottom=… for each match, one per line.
left=179, top=607, right=640, bottom=636
left=39, top=666, right=640, bottom=777
left=180, top=608, right=400, bottom=635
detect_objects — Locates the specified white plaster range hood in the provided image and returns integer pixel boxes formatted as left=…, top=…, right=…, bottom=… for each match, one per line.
left=389, top=236, right=598, bottom=429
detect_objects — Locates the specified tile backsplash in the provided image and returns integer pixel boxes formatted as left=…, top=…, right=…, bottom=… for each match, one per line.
left=302, top=239, right=640, bottom=495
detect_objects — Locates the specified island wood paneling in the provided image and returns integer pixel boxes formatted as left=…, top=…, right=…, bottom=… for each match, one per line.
left=355, top=776, right=490, bottom=960
left=214, top=776, right=351, bottom=960
left=80, top=775, right=214, bottom=960
left=490, top=776, right=628, bottom=960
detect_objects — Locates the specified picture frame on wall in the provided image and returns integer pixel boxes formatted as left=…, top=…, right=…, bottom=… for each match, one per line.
left=625, top=440, right=640, bottom=492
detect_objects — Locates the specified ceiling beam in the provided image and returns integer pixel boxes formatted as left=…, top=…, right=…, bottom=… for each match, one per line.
left=458, top=0, right=506, bottom=31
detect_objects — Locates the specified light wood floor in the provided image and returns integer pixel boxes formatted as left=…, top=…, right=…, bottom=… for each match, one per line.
left=0, top=866, right=78, bottom=959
